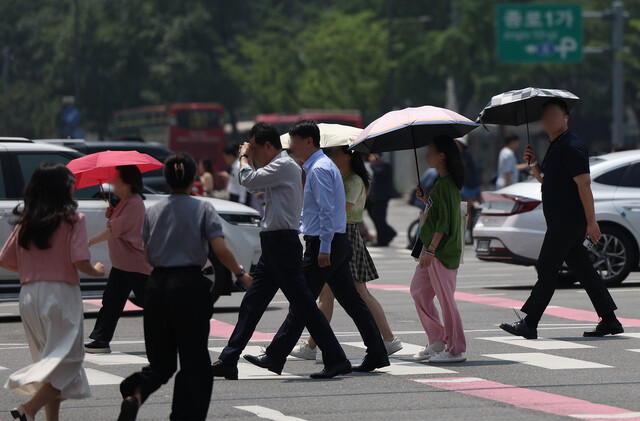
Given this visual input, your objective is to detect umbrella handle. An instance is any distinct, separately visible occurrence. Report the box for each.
[524,102,531,164]
[99,180,108,202]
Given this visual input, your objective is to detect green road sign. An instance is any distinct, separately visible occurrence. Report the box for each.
[496,3,583,63]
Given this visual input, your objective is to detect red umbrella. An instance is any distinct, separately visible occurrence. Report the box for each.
[66,150,164,189]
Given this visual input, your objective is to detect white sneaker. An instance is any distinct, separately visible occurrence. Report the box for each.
[289,340,317,360]
[429,348,466,363]
[413,341,445,361]
[384,337,403,356]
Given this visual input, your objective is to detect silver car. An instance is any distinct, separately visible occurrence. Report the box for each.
[474,150,640,286]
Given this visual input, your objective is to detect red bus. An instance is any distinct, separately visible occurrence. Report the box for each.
[112,103,226,171]
[255,110,364,134]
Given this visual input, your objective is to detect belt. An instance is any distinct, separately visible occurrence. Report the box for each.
[260,229,298,238]
[303,233,346,242]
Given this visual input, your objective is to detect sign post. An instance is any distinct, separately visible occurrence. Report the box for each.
[496,3,583,63]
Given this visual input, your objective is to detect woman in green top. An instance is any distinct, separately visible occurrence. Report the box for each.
[290,146,403,360]
[411,135,467,364]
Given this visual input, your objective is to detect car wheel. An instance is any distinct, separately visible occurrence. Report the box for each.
[588,225,635,287]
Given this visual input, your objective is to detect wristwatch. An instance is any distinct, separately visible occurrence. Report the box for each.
[239,153,249,161]
[528,160,539,168]
[235,266,246,279]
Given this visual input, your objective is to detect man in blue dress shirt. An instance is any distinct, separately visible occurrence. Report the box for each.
[244,120,389,377]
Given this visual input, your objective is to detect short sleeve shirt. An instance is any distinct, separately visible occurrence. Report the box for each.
[0,212,91,285]
[343,172,366,223]
[107,195,152,275]
[418,176,462,270]
[143,195,224,268]
[496,148,518,189]
[541,131,590,225]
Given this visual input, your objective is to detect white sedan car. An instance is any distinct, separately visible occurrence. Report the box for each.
[474,150,640,286]
[0,139,262,304]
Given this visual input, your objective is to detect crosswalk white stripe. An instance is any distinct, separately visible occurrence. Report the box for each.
[84,368,124,385]
[620,333,640,339]
[84,352,148,366]
[350,359,456,376]
[483,353,612,370]
[343,341,425,357]
[235,405,307,421]
[479,336,594,350]
[0,365,7,370]
[627,349,640,353]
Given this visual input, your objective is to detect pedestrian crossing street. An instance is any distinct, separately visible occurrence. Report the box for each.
[2,333,636,387]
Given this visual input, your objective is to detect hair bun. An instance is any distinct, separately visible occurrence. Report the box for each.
[174,162,185,180]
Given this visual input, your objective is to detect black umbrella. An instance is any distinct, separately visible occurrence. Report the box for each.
[476,87,580,156]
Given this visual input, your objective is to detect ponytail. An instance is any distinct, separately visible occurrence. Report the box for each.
[164,153,197,190]
[339,146,370,191]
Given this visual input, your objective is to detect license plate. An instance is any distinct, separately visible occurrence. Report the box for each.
[476,240,490,253]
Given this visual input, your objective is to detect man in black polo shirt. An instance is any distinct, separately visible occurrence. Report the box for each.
[500,98,623,339]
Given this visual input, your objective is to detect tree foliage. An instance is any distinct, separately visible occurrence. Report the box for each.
[0,0,638,145]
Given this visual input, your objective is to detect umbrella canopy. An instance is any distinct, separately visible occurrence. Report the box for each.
[476,87,579,126]
[280,123,363,149]
[349,106,478,154]
[67,150,164,189]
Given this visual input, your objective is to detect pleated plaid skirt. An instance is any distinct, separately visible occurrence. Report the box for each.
[347,223,379,283]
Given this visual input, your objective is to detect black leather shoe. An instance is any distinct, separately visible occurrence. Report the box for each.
[584,320,624,337]
[243,354,283,375]
[499,319,538,339]
[310,360,352,379]
[212,360,238,380]
[353,354,390,373]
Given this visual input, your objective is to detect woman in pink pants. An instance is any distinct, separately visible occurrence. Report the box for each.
[410,135,466,363]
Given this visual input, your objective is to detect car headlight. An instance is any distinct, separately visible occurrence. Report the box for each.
[219,213,261,226]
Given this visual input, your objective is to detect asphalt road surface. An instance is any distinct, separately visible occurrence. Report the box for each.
[1,199,639,420]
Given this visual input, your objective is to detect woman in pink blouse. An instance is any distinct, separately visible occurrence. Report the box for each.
[0,163,104,421]
[85,166,152,354]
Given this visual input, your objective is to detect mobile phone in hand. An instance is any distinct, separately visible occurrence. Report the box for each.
[583,235,595,250]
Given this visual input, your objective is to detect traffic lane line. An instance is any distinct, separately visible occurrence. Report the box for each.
[367,283,640,327]
[411,377,640,420]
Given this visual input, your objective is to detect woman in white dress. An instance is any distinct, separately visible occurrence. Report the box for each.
[0,163,105,421]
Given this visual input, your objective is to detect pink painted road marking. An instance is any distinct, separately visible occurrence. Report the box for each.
[368,283,640,327]
[84,299,142,312]
[412,377,640,420]
[209,319,274,342]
